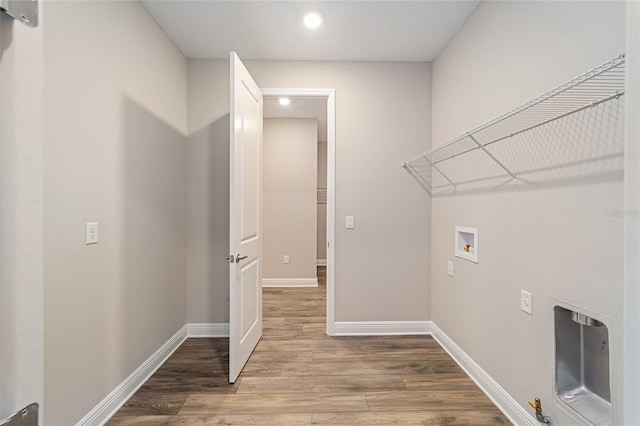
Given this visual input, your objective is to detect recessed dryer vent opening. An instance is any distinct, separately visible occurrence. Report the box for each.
[554,306,611,425]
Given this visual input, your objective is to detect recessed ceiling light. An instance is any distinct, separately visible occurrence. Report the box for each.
[303,11,323,29]
[279,98,291,106]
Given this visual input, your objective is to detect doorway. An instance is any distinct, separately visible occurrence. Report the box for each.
[261,89,336,335]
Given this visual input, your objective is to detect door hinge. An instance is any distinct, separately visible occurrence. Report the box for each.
[0,0,38,28]
[0,403,38,426]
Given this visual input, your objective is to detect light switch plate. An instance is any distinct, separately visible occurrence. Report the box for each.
[447,261,453,277]
[283,255,290,264]
[521,290,533,315]
[86,222,98,245]
[346,216,354,229]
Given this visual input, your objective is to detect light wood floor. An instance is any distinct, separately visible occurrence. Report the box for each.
[109,267,510,425]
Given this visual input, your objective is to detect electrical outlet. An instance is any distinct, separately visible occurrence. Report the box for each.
[283,255,290,264]
[521,290,533,315]
[447,261,453,277]
[86,222,98,245]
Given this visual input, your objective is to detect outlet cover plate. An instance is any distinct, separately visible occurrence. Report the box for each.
[447,261,453,277]
[521,290,533,315]
[86,222,98,245]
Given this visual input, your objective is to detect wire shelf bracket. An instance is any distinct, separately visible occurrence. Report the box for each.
[467,133,518,185]
[402,53,626,194]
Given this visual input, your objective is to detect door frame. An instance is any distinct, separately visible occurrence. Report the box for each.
[1,9,45,421]
[260,88,336,335]
[623,2,640,423]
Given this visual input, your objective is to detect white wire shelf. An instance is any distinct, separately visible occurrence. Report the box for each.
[402,53,626,194]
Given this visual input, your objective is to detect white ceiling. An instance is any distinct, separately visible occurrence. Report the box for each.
[264,97,328,141]
[141,1,480,62]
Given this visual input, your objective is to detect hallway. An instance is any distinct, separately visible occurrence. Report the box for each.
[109,268,509,424]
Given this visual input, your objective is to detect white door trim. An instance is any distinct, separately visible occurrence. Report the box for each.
[260,88,336,336]
[0,9,45,421]
[624,3,640,423]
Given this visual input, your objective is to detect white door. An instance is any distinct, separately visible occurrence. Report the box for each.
[228,52,263,383]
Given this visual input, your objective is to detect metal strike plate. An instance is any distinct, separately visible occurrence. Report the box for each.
[0,403,38,426]
[0,0,38,28]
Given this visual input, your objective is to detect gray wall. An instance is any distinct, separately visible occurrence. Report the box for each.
[318,141,328,262]
[0,5,45,421]
[430,1,625,424]
[187,60,431,323]
[263,118,318,281]
[43,2,188,424]
[187,60,230,324]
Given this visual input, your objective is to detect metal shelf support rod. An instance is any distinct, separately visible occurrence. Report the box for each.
[467,133,518,184]
[423,155,457,190]
[404,163,433,194]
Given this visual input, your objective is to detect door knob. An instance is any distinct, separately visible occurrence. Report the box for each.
[235,254,249,262]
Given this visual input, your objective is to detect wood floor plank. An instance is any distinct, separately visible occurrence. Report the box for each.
[158,354,229,366]
[365,390,497,411]
[283,315,325,325]
[402,373,480,391]
[137,376,237,394]
[106,415,175,425]
[312,348,444,362]
[302,323,331,338]
[428,358,467,374]
[329,335,441,349]
[280,360,434,376]
[263,317,286,324]
[168,340,228,358]
[311,410,511,425]
[113,392,189,416]
[254,339,327,351]
[179,392,369,414]
[261,323,305,340]
[237,375,407,393]
[254,336,441,352]
[168,414,312,425]
[236,361,283,377]
[247,349,313,363]
[263,323,304,333]
[237,376,319,393]
[151,363,228,378]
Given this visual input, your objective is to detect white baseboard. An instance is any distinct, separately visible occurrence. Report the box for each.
[316,259,327,266]
[334,320,432,336]
[76,325,188,426]
[430,323,536,426]
[187,323,230,337]
[262,278,318,288]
